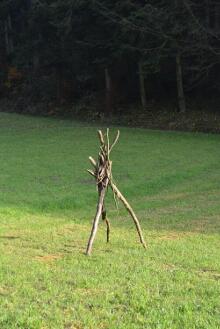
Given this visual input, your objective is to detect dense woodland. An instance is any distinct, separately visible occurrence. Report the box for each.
[0,0,220,119]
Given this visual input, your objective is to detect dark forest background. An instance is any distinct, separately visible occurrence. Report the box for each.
[0,0,220,129]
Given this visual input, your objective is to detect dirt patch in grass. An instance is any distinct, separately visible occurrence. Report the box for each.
[0,286,11,296]
[0,235,20,239]
[75,287,106,296]
[197,268,220,281]
[64,323,84,329]
[35,254,62,262]
[158,231,194,240]
[161,263,178,271]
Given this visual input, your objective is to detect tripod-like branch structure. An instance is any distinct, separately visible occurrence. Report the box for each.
[86,129,146,256]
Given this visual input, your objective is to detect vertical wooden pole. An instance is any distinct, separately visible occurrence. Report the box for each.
[86,184,107,255]
[102,203,110,243]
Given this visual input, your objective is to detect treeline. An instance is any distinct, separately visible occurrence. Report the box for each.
[0,0,220,115]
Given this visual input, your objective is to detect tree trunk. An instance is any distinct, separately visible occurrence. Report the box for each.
[4,15,14,55]
[0,31,8,87]
[104,67,113,116]
[215,3,220,31]
[138,60,147,110]
[4,20,10,55]
[33,52,40,73]
[176,52,186,113]
[205,0,210,28]
[56,65,64,103]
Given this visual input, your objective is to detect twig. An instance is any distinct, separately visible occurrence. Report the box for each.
[102,204,110,243]
[109,130,120,152]
[89,156,97,168]
[87,169,96,177]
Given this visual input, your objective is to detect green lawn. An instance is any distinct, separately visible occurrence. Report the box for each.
[0,112,219,329]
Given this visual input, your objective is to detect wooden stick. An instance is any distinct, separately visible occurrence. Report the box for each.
[109,130,120,153]
[106,128,110,159]
[105,218,110,243]
[110,182,147,249]
[87,169,96,177]
[86,186,107,255]
[89,156,97,168]
[98,130,105,145]
[102,205,110,243]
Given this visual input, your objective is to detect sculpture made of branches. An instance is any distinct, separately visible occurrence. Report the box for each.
[86,129,146,255]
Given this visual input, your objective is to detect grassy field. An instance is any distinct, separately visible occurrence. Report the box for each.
[0,112,219,329]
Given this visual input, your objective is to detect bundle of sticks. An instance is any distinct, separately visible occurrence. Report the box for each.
[86,129,146,255]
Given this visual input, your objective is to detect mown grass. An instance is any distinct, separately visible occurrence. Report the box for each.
[0,112,219,329]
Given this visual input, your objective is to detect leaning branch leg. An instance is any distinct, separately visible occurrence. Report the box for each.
[110,182,146,249]
[86,187,106,255]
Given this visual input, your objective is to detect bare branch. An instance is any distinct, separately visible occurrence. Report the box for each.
[109,130,120,153]
[87,169,96,177]
[89,156,97,168]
